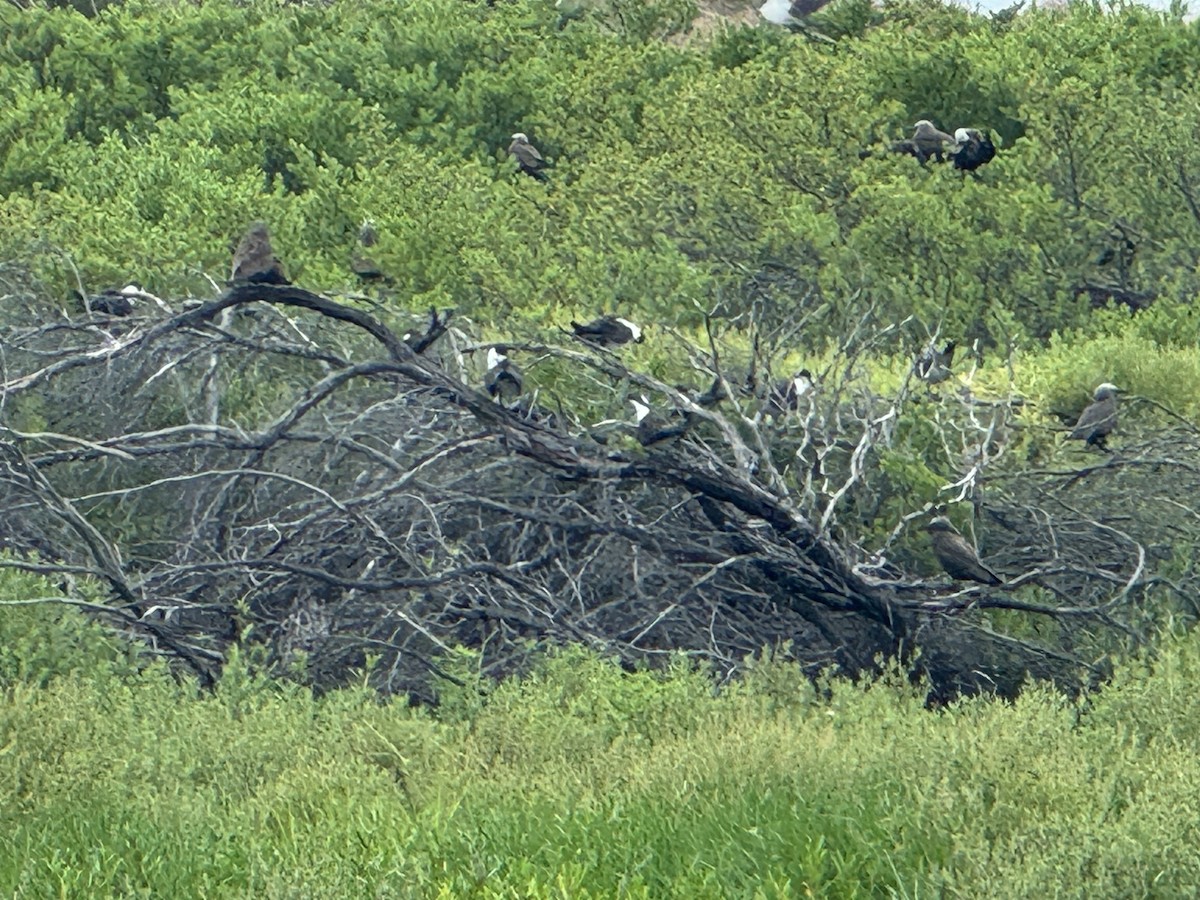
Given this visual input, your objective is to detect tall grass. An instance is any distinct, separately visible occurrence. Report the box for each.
[3,593,1200,897]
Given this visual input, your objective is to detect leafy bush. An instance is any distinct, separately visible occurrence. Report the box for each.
[0,566,141,688]
[2,0,1199,344]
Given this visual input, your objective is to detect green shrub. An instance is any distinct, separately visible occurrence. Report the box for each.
[0,565,140,688]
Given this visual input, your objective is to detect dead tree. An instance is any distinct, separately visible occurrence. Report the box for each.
[0,282,1186,701]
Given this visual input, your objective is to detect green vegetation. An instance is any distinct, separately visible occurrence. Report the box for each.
[0,0,1198,345]
[1,594,1200,897]
[7,0,1200,892]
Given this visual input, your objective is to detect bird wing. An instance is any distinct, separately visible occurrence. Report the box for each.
[937,533,1002,584]
[1070,398,1116,438]
[232,231,276,280]
[510,142,543,168]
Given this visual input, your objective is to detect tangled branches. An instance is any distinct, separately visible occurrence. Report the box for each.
[0,284,1188,701]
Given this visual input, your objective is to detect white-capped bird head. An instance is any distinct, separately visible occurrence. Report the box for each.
[615,317,642,341]
[792,370,813,398]
[1094,383,1120,400]
[954,127,971,144]
[511,132,529,143]
[487,346,507,370]
[758,0,793,24]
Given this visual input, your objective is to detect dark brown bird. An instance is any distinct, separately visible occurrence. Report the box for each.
[1068,383,1119,449]
[484,346,523,404]
[765,369,814,416]
[570,315,643,347]
[231,222,290,285]
[351,219,388,282]
[631,396,691,447]
[507,132,547,181]
[950,128,997,171]
[74,283,139,317]
[926,516,1003,585]
[916,341,956,384]
[696,376,728,409]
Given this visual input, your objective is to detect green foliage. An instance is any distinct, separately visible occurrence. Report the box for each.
[0,565,141,688]
[8,635,1200,894]
[6,11,1200,890]
[2,0,1199,345]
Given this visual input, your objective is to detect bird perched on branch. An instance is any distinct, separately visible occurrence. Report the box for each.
[507,132,547,181]
[925,516,1003,585]
[351,219,388,283]
[74,283,139,317]
[231,222,290,285]
[916,341,956,385]
[889,120,955,163]
[1068,382,1120,449]
[950,128,997,171]
[631,396,691,448]
[484,346,523,404]
[570,315,644,347]
[695,376,728,409]
[765,369,813,416]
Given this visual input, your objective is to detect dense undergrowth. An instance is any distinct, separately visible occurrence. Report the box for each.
[2,592,1200,898]
[2,0,1200,347]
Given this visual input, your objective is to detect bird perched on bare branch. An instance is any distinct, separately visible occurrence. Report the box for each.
[631,396,691,448]
[231,222,290,285]
[695,376,728,409]
[765,370,813,416]
[570,315,643,347]
[950,128,997,171]
[351,219,388,283]
[1068,383,1120,449]
[507,132,547,181]
[926,516,1003,585]
[484,346,523,404]
[74,283,139,317]
[916,341,956,384]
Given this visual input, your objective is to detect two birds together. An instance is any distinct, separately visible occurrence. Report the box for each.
[487,316,733,449]
[912,338,1120,449]
[889,120,997,171]
[915,340,956,385]
[234,220,385,287]
[484,314,644,403]
[743,368,813,417]
[75,221,286,316]
[926,382,1121,586]
[509,122,996,185]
